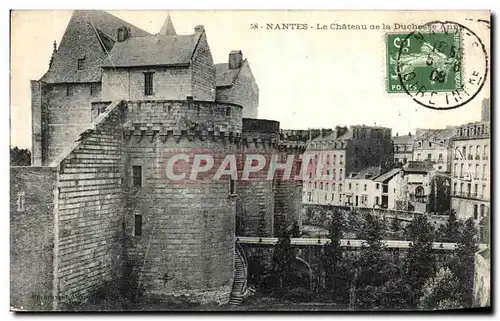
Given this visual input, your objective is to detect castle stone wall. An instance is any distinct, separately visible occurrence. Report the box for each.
[45,83,102,165]
[122,100,242,304]
[10,167,58,310]
[54,101,125,308]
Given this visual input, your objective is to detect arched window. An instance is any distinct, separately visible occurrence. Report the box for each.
[325,182,329,190]
[339,169,343,180]
[415,186,424,197]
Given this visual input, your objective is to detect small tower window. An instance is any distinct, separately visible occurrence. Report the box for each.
[134,214,142,237]
[132,165,142,187]
[77,58,85,70]
[17,191,25,212]
[144,72,154,96]
[66,84,73,96]
[90,83,101,96]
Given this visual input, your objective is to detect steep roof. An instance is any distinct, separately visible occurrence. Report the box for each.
[40,10,151,83]
[159,13,177,35]
[215,62,242,87]
[373,168,401,182]
[102,33,201,68]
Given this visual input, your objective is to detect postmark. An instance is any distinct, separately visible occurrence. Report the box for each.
[394,21,488,110]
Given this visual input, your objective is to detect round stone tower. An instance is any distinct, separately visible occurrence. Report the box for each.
[236,118,280,237]
[122,99,242,304]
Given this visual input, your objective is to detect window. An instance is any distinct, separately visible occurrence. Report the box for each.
[90,83,101,96]
[438,154,443,162]
[134,214,142,237]
[403,158,407,164]
[428,142,432,147]
[453,182,457,194]
[417,153,421,161]
[66,84,73,96]
[339,169,343,180]
[226,107,231,116]
[460,164,464,177]
[144,72,154,96]
[476,145,480,157]
[475,164,479,179]
[325,182,329,190]
[77,58,85,70]
[314,182,317,189]
[427,153,432,161]
[460,183,464,193]
[331,193,335,201]
[230,180,236,194]
[333,169,336,181]
[364,184,367,191]
[473,205,478,220]
[132,165,142,187]
[376,183,380,189]
[483,145,488,159]
[332,183,336,192]
[482,164,486,180]
[17,191,25,212]
[474,184,478,196]
[320,182,323,190]
[340,155,344,164]
[348,183,352,190]
[339,184,343,192]
[395,158,399,164]
[355,183,359,192]
[375,196,379,205]
[333,154,337,165]
[453,164,458,177]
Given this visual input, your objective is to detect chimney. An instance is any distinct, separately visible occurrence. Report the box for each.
[194,25,205,33]
[396,132,399,137]
[228,50,243,69]
[408,132,412,136]
[481,98,490,121]
[117,26,131,42]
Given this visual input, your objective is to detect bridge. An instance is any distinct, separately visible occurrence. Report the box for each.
[235,236,487,295]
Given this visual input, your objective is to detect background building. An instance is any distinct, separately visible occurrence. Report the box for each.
[393,133,414,165]
[451,120,490,221]
[412,127,456,173]
[303,125,393,206]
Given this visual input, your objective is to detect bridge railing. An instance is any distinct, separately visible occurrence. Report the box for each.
[236,236,488,251]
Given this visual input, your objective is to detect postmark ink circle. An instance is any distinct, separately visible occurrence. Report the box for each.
[396,20,488,110]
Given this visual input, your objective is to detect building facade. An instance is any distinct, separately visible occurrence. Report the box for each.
[303,125,393,206]
[412,127,456,173]
[450,120,491,221]
[392,133,415,165]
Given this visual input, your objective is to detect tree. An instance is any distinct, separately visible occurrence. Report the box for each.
[428,176,451,214]
[404,214,436,307]
[10,147,31,166]
[272,228,295,289]
[437,210,461,242]
[418,267,462,310]
[391,217,402,240]
[450,218,478,307]
[290,220,301,238]
[354,213,395,309]
[321,209,344,291]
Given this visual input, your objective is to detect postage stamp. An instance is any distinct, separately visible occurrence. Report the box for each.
[386,29,462,94]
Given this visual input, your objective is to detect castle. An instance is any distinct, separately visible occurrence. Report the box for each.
[11,10,312,310]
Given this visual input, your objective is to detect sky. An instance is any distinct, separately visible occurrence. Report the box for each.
[10,10,490,149]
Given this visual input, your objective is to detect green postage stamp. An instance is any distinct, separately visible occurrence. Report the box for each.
[386,30,462,93]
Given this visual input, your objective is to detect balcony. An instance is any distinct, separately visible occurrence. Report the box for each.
[452,191,489,201]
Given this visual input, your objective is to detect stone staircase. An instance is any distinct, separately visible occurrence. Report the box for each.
[229,242,248,305]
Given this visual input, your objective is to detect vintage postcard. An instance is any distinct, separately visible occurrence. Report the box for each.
[10,10,490,312]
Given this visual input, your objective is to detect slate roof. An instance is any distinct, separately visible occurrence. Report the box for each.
[349,166,382,179]
[403,161,435,173]
[392,134,415,145]
[215,62,242,87]
[373,168,401,182]
[41,10,151,83]
[414,127,456,141]
[102,33,201,68]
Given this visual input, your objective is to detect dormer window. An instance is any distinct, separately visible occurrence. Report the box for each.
[77,58,85,70]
